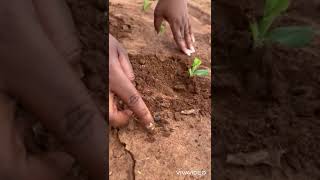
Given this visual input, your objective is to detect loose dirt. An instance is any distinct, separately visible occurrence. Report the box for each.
[214,0,320,179]
[109,0,211,179]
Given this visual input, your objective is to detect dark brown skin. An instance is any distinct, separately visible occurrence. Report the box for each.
[154,0,195,56]
[0,1,105,180]
[109,34,155,131]
[32,0,82,64]
[0,95,75,179]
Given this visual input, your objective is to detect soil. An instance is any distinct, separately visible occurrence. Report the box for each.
[109,0,211,179]
[214,0,320,179]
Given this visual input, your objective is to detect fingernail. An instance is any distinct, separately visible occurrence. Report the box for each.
[190,46,195,53]
[145,122,156,134]
[184,49,192,56]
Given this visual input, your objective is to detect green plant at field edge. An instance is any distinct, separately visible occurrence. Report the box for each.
[249,0,315,48]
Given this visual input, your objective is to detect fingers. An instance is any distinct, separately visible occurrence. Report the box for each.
[154,9,164,33]
[109,92,132,128]
[170,20,193,56]
[189,23,195,43]
[109,109,133,128]
[110,70,154,128]
[184,19,194,52]
[1,2,106,179]
[117,47,135,81]
[32,0,82,64]
[169,16,196,56]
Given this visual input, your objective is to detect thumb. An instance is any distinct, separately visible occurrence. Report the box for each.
[109,110,133,128]
[154,12,164,33]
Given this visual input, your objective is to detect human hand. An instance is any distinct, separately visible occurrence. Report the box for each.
[109,34,155,132]
[0,1,105,179]
[154,0,195,56]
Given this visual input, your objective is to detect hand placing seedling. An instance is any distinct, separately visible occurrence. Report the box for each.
[109,34,155,132]
[250,0,315,48]
[188,57,209,77]
[154,0,195,56]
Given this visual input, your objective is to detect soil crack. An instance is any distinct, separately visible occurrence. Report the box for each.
[116,129,136,180]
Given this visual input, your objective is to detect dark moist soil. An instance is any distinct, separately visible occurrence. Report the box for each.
[15,0,107,179]
[214,0,320,179]
[109,0,211,179]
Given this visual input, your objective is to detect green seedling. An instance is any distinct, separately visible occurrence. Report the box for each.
[250,0,315,48]
[159,22,166,34]
[188,57,209,77]
[142,0,152,12]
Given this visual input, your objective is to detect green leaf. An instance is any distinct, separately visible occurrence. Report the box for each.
[260,0,290,36]
[250,22,260,44]
[143,0,151,11]
[266,26,314,47]
[264,0,289,17]
[264,0,279,16]
[191,57,202,72]
[259,15,276,37]
[159,23,166,34]
[193,69,209,76]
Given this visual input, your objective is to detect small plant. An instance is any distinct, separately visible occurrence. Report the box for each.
[188,57,209,77]
[142,0,152,12]
[250,0,315,48]
[159,22,166,34]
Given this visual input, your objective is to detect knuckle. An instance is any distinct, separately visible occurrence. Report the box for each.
[69,49,82,64]
[62,102,95,144]
[172,17,181,25]
[129,73,135,81]
[127,93,140,107]
[176,35,184,42]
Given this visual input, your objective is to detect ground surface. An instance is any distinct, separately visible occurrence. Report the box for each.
[214,0,320,179]
[109,0,211,179]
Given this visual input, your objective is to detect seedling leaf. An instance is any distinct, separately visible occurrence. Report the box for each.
[264,0,289,17]
[266,26,314,47]
[260,0,289,36]
[250,21,260,46]
[188,57,209,77]
[193,69,209,76]
[264,0,279,16]
[143,0,151,11]
[159,23,166,34]
[259,15,276,37]
[191,57,202,72]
